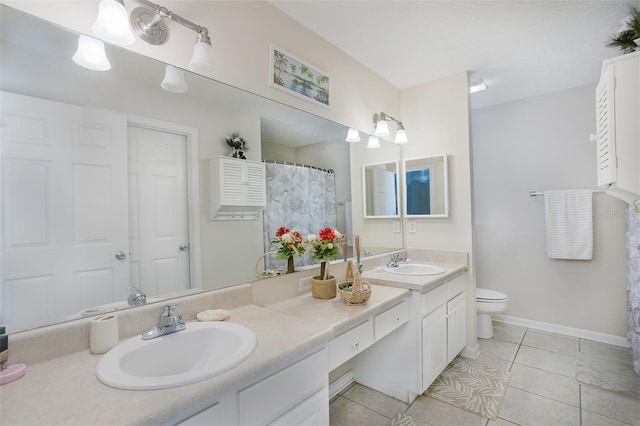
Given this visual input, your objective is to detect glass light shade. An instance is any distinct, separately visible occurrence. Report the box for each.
[374,120,390,137]
[188,40,213,74]
[469,80,487,93]
[91,0,135,46]
[367,135,381,149]
[161,65,188,93]
[72,35,111,71]
[345,128,361,142]
[393,129,408,144]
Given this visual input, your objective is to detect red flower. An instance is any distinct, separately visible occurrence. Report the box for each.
[319,227,336,241]
[275,226,290,237]
[292,231,303,242]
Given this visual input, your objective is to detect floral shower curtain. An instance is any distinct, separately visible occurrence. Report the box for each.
[627,205,640,374]
[262,163,337,271]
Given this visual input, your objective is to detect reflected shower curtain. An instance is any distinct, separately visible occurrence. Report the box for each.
[627,205,640,374]
[263,163,336,271]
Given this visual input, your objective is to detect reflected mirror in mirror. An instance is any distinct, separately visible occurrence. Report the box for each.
[362,161,400,218]
[403,154,449,217]
[0,5,402,334]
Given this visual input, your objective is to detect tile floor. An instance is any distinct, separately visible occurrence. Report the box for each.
[329,322,640,426]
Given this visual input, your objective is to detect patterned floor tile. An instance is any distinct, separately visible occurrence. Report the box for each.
[406,396,487,426]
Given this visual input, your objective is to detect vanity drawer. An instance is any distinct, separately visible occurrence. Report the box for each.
[374,300,409,340]
[238,348,327,425]
[447,274,465,299]
[328,320,374,371]
[421,284,448,315]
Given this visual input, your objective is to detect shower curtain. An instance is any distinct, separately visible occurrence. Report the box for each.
[627,205,640,374]
[263,163,337,271]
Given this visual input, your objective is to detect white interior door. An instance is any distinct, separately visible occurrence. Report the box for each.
[372,168,397,216]
[127,125,190,297]
[1,91,129,331]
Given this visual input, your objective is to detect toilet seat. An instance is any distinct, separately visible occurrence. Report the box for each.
[476,288,507,302]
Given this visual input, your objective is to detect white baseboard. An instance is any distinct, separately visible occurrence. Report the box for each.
[329,370,355,400]
[494,315,630,348]
[460,344,481,359]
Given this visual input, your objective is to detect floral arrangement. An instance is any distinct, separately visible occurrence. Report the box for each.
[271,227,305,271]
[608,7,640,54]
[305,227,344,279]
[225,132,249,159]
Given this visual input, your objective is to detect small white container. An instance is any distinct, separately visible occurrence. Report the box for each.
[90,315,119,354]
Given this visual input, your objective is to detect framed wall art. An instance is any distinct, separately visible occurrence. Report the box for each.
[269,44,330,108]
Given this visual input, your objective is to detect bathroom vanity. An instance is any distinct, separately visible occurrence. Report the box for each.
[358,261,467,403]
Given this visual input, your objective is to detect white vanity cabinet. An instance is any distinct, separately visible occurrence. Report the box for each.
[209,157,266,219]
[421,275,466,389]
[353,273,466,403]
[178,348,329,426]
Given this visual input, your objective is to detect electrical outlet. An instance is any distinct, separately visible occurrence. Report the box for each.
[409,220,417,233]
[299,276,312,292]
[393,221,401,233]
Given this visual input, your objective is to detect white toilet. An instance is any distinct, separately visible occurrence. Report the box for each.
[476,288,508,339]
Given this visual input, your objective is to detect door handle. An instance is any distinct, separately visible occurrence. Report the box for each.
[179,243,189,251]
[115,251,127,260]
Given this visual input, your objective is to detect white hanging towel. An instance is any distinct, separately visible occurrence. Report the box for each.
[544,190,593,260]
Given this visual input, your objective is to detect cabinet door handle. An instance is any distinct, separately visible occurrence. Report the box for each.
[352,342,360,350]
[393,316,401,323]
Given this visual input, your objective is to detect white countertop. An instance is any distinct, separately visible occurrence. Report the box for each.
[0,286,410,425]
[361,262,467,292]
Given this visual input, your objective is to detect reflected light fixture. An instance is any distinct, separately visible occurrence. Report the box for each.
[373,112,409,145]
[161,65,188,93]
[91,0,135,46]
[72,35,111,71]
[345,128,361,142]
[367,135,381,149]
[469,80,487,93]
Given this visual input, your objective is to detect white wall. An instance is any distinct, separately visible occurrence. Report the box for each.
[472,84,628,337]
[400,73,476,348]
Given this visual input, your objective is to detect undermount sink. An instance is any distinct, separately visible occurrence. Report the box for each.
[96,321,257,390]
[384,263,446,276]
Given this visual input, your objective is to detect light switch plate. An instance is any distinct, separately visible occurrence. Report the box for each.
[299,276,312,292]
[393,221,401,233]
[409,221,417,233]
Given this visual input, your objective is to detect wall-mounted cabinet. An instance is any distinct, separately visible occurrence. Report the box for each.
[403,154,449,218]
[209,157,266,220]
[595,52,639,206]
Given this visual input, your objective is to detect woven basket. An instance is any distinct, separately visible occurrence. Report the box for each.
[338,260,371,305]
[254,252,285,279]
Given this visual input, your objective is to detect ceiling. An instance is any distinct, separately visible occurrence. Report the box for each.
[268,0,639,109]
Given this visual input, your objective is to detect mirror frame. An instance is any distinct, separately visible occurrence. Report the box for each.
[362,161,400,219]
[402,153,449,218]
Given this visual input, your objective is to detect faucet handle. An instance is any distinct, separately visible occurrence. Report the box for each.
[160,304,177,318]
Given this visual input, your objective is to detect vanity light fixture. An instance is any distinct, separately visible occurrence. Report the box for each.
[367,135,381,149]
[161,65,188,93]
[88,0,213,71]
[469,80,487,93]
[91,0,135,46]
[345,128,361,142]
[373,112,409,145]
[72,35,112,71]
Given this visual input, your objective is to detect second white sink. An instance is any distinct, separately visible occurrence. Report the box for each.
[97,321,257,390]
[384,263,445,276]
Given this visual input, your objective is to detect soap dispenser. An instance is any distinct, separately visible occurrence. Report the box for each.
[0,326,26,385]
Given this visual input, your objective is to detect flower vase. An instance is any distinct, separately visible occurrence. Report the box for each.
[311,275,337,299]
[286,256,295,274]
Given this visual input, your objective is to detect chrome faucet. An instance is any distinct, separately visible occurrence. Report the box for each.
[142,304,186,340]
[127,286,147,306]
[386,252,407,268]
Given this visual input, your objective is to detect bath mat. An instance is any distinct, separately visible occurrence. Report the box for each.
[576,353,640,400]
[423,357,511,420]
[390,411,429,426]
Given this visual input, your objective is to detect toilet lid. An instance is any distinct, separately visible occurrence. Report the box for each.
[476,288,507,301]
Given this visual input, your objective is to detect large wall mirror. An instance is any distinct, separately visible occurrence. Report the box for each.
[0,5,401,333]
[362,161,400,218]
[402,154,449,218]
